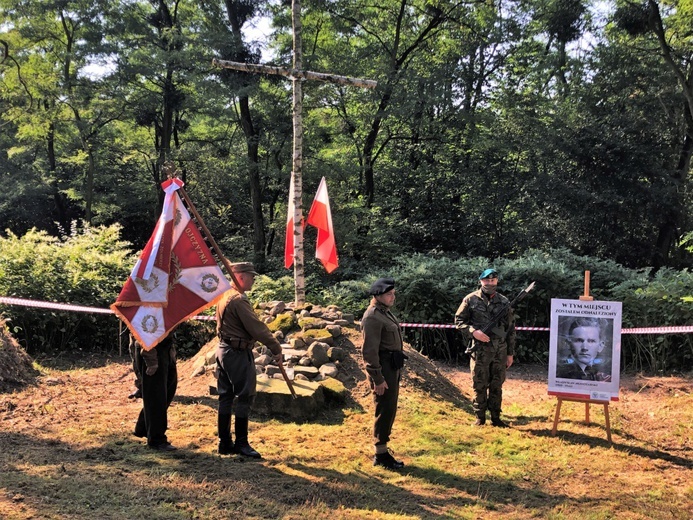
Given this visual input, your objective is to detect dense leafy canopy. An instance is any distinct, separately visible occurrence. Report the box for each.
[1,0,692,270]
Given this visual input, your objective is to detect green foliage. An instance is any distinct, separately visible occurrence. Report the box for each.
[0,221,690,373]
[0,223,134,354]
[611,268,693,371]
[249,275,296,304]
[174,319,216,359]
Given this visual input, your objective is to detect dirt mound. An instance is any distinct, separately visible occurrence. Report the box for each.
[0,320,39,393]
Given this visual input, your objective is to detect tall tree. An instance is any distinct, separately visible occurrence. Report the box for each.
[199,0,268,268]
[0,0,122,227]
[614,0,693,269]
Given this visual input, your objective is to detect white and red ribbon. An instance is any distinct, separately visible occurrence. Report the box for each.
[2,297,693,335]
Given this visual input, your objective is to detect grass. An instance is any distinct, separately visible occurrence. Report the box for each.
[0,332,692,519]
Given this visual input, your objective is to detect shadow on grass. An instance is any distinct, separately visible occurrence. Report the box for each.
[527,426,693,469]
[287,461,566,514]
[0,429,566,519]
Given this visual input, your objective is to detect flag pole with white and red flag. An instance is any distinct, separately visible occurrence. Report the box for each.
[306,177,338,273]
[111,178,231,350]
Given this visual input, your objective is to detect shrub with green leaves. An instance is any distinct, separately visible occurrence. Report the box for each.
[0,223,134,354]
[1,226,691,372]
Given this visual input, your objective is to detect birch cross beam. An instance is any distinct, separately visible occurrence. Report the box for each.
[212,59,378,90]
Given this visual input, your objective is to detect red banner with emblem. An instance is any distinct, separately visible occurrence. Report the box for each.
[110,178,231,350]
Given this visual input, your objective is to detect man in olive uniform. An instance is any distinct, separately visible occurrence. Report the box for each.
[361,277,406,470]
[133,333,178,450]
[455,269,516,427]
[215,262,283,458]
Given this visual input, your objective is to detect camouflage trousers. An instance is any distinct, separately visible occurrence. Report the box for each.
[469,341,508,416]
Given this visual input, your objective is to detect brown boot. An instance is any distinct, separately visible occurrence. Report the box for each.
[473,412,486,426]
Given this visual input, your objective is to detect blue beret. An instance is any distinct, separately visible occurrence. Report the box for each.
[479,268,498,280]
[370,277,395,296]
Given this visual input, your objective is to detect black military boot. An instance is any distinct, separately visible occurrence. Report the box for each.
[473,411,486,426]
[233,417,261,458]
[217,412,234,455]
[490,413,509,428]
[373,448,405,470]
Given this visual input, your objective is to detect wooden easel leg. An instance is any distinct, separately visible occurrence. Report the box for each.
[603,404,612,443]
[551,398,563,436]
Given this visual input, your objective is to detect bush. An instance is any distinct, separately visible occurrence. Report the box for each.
[0,223,134,354]
[1,225,691,372]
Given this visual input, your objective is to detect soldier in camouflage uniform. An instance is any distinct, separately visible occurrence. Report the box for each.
[455,269,516,427]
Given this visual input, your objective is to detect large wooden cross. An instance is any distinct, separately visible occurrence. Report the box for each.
[213,0,377,305]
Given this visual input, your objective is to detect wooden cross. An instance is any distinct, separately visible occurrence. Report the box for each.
[213,0,377,305]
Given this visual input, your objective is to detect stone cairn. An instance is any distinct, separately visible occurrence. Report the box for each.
[189,301,356,385]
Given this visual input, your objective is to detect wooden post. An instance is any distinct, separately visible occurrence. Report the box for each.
[212,1,377,305]
[579,270,593,301]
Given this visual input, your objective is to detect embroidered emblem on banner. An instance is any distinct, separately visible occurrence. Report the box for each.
[201,273,220,293]
[136,273,160,293]
[141,314,159,333]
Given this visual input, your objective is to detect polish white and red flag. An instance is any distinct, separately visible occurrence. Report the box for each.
[306,177,338,273]
[284,172,297,269]
[111,178,230,350]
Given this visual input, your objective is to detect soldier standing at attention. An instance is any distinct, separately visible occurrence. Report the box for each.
[361,277,406,470]
[215,262,283,458]
[132,333,178,451]
[455,269,516,427]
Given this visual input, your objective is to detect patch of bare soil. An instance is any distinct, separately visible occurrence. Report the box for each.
[1,325,691,519]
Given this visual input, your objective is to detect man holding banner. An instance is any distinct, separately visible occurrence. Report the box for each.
[215,262,283,459]
[112,176,231,450]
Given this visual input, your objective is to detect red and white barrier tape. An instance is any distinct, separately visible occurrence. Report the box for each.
[399,323,693,334]
[2,296,692,334]
[0,296,114,315]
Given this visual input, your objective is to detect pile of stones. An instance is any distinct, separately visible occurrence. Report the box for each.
[189,301,357,383]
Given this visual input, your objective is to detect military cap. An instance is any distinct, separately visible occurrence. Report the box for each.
[230,262,259,275]
[479,268,498,280]
[370,277,395,296]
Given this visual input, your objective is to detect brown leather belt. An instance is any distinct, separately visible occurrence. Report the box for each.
[219,337,255,351]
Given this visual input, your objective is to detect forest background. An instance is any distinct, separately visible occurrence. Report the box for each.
[1,0,692,371]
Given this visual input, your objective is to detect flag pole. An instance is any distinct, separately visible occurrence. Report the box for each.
[177,186,241,288]
[176,181,298,400]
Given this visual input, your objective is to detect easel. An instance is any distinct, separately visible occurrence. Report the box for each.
[551,396,612,443]
[550,270,613,443]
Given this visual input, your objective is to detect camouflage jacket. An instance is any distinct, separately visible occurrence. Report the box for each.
[454,289,516,355]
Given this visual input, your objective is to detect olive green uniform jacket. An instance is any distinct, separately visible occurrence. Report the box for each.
[361,300,404,386]
[215,289,282,355]
[454,289,516,355]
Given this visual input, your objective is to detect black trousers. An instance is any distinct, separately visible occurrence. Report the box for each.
[134,337,177,446]
[372,357,401,447]
[216,347,256,418]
